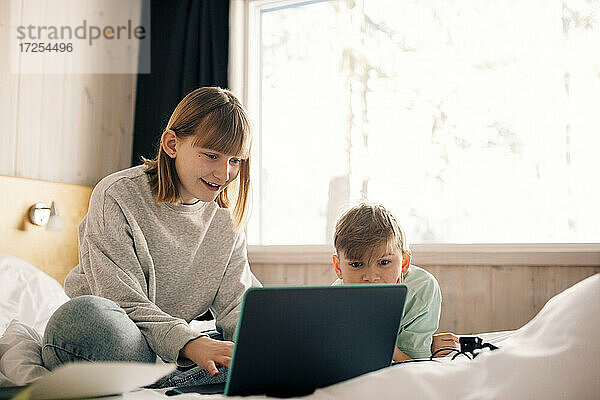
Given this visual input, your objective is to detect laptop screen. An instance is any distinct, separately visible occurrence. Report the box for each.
[225,285,407,397]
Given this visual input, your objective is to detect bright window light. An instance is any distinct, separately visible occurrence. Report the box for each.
[246,0,600,245]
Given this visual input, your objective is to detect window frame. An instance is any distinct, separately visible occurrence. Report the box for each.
[248,243,600,266]
[231,0,600,266]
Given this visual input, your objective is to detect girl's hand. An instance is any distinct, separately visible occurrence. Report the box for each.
[431,332,460,357]
[180,336,234,376]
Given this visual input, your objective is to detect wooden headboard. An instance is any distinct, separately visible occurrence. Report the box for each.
[0,175,93,285]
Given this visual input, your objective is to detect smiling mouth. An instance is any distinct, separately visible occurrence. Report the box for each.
[200,178,221,191]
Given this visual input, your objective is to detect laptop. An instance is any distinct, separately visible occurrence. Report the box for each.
[170,285,407,397]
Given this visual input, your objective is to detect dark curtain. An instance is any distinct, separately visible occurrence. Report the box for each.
[131,0,230,166]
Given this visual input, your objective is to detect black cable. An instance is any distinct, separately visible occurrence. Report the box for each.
[451,351,472,360]
[483,343,499,351]
[393,339,497,366]
[392,358,441,365]
[430,347,461,360]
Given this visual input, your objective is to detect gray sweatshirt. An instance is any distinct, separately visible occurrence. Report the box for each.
[64,165,260,364]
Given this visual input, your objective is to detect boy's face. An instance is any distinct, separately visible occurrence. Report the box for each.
[333,248,411,284]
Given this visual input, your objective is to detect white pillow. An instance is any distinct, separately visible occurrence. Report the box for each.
[0,254,69,337]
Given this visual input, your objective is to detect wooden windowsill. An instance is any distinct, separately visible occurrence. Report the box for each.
[248,243,600,266]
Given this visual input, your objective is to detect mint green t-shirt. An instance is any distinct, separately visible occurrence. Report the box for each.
[332,265,441,359]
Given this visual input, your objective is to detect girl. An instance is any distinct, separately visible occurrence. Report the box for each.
[42,87,260,388]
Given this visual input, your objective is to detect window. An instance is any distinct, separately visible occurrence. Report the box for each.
[242,0,600,246]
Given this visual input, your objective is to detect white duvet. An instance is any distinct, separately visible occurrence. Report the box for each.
[310,273,600,399]
[0,254,69,386]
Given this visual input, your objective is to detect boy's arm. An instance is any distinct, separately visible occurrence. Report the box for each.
[394,331,459,361]
[431,332,460,357]
[393,346,412,362]
[396,281,442,359]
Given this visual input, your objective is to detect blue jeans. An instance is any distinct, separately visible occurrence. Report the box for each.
[42,295,228,389]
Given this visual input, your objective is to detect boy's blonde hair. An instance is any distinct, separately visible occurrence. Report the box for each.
[334,203,409,265]
[143,87,252,229]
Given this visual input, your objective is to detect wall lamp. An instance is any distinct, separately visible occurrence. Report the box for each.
[28,202,63,231]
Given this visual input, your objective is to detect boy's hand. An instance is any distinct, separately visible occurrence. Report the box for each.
[431,332,460,357]
[180,336,234,376]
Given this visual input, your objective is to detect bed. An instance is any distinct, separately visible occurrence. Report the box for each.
[1,175,598,398]
[1,253,598,398]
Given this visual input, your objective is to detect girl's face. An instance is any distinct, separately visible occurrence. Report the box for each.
[169,134,242,204]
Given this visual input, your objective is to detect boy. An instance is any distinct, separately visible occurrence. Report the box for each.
[332,203,458,361]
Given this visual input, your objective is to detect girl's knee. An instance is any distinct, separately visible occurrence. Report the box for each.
[55,295,121,318]
[43,295,155,366]
[44,296,121,338]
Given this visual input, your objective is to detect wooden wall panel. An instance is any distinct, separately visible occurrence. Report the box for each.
[1,0,138,186]
[0,0,20,176]
[249,262,600,334]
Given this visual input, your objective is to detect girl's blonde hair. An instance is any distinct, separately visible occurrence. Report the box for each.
[143,87,252,229]
[334,203,409,265]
